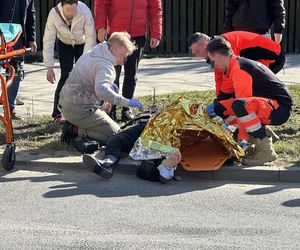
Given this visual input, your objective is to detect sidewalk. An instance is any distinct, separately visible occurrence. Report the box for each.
[17,54,300,117]
[2,54,300,182]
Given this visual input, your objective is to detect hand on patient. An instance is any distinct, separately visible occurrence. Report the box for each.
[161,151,182,168]
[129,98,143,110]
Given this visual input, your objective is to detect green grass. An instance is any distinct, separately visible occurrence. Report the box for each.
[1,85,299,164]
[0,115,66,151]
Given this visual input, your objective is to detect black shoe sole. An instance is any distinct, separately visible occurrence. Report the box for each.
[159,175,169,184]
[83,155,113,179]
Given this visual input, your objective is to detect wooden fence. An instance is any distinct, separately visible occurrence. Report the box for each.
[34,0,300,54]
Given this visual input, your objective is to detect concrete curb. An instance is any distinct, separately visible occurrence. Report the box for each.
[1,151,299,183]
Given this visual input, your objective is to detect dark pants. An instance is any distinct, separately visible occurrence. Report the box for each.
[114,36,145,111]
[269,51,286,74]
[105,122,146,159]
[52,39,84,118]
[7,37,24,111]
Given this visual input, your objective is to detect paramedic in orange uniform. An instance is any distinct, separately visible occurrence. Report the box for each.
[206,36,293,166]
[189,31,285,101]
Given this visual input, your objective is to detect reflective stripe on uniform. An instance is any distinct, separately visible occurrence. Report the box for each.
[245,123,262,132]
[239,112,257,123]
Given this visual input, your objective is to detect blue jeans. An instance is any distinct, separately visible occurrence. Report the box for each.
[7,36,25,111]
[8,60,24,111]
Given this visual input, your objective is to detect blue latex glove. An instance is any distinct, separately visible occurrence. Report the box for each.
[206,103,216,118]
[212,116,230,131]
[129,98,143,110]
[239,139,249,152]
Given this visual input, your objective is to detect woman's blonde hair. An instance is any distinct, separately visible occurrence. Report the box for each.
[108,32,136,55]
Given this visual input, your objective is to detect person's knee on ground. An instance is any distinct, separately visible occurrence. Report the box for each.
[61,121,78,145]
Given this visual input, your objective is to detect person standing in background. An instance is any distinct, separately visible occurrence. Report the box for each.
[224,0,286,44]
[43,0,96,124]
[94,0,163,121]
[0,0,37,120]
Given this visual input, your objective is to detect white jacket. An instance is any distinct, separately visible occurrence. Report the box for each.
[43,1,96,68]
[59,42,129,108]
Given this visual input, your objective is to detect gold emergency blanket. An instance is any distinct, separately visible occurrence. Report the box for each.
[129,98,244,161]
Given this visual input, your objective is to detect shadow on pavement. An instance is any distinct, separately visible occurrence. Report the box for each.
[0,166,223,199]
[282,199,300,207]
[245,183,300,208]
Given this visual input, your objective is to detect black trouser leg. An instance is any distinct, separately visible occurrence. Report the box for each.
[114,65,122,87]
[122,36,145,111]
[110,65,122,118]
[269,104,292,125]
[213,99,229,119]
[104,123,146,160]
[269,51,286,74]
[53,40,84,118]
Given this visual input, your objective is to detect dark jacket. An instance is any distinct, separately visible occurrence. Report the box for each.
[0,0,36,43]
[224,0,285,34]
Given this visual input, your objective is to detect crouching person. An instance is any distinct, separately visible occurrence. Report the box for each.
[83,121,181,183]
[206,36,293,166]
[58,32,143,145]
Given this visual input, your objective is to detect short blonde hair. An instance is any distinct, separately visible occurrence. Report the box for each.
[108,32,136,55]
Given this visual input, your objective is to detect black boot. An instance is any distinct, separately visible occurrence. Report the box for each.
[83,154,117,179]
[61,121,77,145]
[121,107,134,121]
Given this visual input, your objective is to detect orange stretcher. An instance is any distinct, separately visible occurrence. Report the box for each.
[180,136,230,171]
[0,23,31,171]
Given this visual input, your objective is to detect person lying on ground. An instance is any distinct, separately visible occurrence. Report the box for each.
[82,119,182,184]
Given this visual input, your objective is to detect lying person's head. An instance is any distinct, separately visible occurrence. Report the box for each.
[61,0,78,21]
[108,32,136,65]
[206,36,233,73]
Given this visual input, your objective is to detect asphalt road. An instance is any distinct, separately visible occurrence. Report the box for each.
[0,165,299,250]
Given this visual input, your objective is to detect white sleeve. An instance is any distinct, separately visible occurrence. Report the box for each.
[83,7,96,52]
[42,9,57,68]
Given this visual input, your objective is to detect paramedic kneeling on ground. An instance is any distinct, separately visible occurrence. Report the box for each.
[58,32,143,145]
[206,36,293,166]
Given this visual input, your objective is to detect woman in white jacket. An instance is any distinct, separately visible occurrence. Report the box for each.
[43,0,96,123]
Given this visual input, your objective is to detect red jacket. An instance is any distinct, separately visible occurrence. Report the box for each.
[215,31,282,97]
[94,0,162,40]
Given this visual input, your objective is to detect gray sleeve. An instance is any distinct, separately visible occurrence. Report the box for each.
[94,65,129,107]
